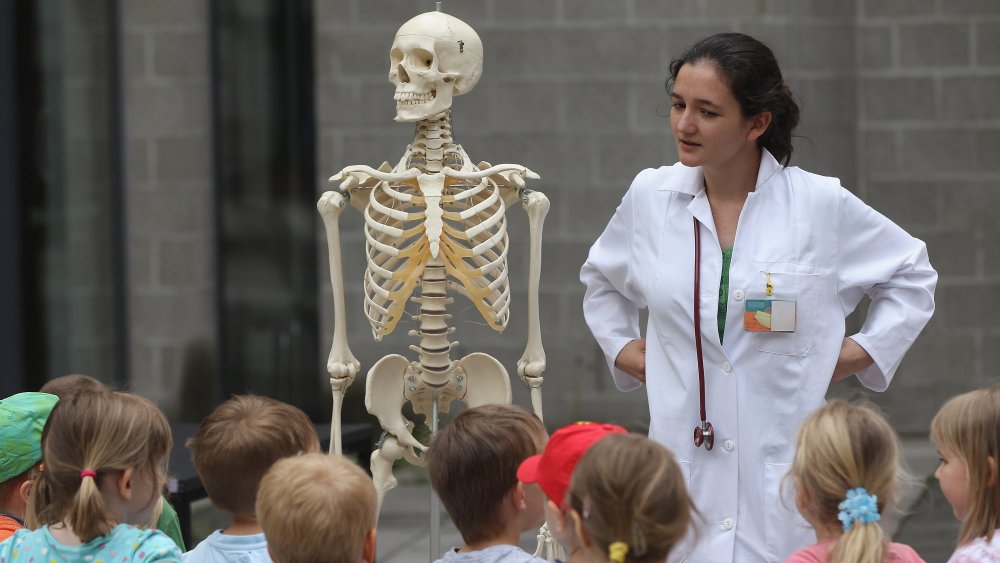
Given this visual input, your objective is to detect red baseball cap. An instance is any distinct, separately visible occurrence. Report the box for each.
[517,421,627,506]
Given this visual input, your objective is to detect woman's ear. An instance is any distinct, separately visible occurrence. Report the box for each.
[745,111,772,142]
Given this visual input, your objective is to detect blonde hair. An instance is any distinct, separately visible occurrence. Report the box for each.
[792,400,901,563]
[187,395,319,517]
[426,404,547,544]
[931,386,1000,546]
[28,389,171,542]
[566,434,693,563]
[256,452,375,563]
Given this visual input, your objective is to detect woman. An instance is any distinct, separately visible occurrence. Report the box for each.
[580,33,936,561]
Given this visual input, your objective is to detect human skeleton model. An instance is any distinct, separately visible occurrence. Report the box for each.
[317,11,549,512]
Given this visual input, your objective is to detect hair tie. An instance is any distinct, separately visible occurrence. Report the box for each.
[837,487,880,531]
[608,541,629,563]
[80,469,97,480]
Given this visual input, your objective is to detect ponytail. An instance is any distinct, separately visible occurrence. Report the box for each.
[68,470,117,542]
[830,523,888,563]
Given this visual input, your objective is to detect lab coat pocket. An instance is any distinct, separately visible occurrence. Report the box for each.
[750,263,819,357]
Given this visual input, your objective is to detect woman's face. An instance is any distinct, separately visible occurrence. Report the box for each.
[669,61,761,170]
[934,445,970,520]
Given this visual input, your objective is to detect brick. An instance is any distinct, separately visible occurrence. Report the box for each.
[632,80,672,132]
[127,188,213,236]
[976,129,1000,172]
[460,132,595,186]
[126,139,150,183]
[493,0,556,22]
[940,181,1000,227]
[765,0,854,18]
[858,25,892,69]
[900,23,970,68]
[977,22,1000,65]
[65,83,110,138]
[861,0,934,17]
[565,81,631,132]
[125,83,210,135]
[159,239,213,287]
[66,139,111,186]
[900,129,976,174]
[923,229,977,276]
[941,77,1000,120]
[123,32,148,81]
[555,27,666,78]
[130,290,215,340]
[322,29,394,78]
[792,126,857,186]
[130,240,153,286]
[937,283,1000,329]
[357,0,423,24]
[940,0,1000,15]
[123,0,208,28]
[665,25,738,64]
[596,132,674,186]
[315,0,352,24]
[862,77,936,120]
[867,181,939,227]
[537,240,595,291]
[494,83,560,132]
[561,0,628,22]
[156,138,211,181]
[796,76,856,122]
[984,335,1000,380]
[861,129,897,175]
[634,0,703,20]
[152,31,208,77]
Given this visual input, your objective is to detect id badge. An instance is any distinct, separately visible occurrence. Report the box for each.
[744,292,797,332]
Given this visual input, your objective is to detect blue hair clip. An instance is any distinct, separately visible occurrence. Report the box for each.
[837,487,880,531]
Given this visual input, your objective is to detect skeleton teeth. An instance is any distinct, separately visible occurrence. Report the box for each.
[396,91,435,105]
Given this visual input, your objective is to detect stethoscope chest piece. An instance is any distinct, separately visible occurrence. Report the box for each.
[693,420,714,450]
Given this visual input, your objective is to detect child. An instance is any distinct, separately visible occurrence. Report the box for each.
[256,452,377,563]
[0,389,181,561]
[787,400,924,563]
[537,433,694,563]
[36,373,186,550]
[182,395,319,562]
[0,392,59,541]
[425,404,549,563]
[931,386,1000,561]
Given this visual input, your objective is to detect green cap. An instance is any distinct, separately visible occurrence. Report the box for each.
[0,392,59,483]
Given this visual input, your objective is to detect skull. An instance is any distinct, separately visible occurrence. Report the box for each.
[388,12,483,122]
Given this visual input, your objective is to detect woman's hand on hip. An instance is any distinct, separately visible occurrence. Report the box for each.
[832,337,874,383]
[615,339,647,383]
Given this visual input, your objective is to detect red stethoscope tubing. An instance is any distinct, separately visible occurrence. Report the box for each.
[693,217,714,450]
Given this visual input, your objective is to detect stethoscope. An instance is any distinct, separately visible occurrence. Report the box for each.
[692,217,715,451]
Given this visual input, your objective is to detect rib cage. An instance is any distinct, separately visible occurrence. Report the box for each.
[363,161,511,339]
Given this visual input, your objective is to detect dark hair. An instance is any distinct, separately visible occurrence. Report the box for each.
[426,404,547,544]
[667,32,800,165]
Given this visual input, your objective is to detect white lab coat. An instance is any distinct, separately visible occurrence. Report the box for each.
[580,150,936,562]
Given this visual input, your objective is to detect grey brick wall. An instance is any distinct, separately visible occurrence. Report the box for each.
[122,1,216,415]
[315,0,1000,435]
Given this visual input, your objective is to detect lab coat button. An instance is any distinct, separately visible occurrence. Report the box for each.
[721,518,735,531]
[722,440,735,452]
[733,289,745,301]
[721,362,733,373]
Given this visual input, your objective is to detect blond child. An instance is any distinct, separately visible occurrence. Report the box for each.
[931,386,1000,562]
[0,389,181,561]
[0,392,59,542]
[426,404,548,563]
[182,395,319,562]
[787,400,924,563]
[527,431,693,563]
[256,452,377,563]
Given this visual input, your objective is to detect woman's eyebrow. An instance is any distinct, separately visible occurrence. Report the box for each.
[670,92,722,109]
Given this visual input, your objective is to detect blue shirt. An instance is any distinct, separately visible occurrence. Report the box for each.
[0,523,181,562]
[182,531,271,563]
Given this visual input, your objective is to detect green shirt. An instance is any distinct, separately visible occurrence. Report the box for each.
[718,248,733,343]
[156,495,185,551]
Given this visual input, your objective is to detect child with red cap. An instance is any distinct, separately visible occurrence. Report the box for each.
[518,424,695,563]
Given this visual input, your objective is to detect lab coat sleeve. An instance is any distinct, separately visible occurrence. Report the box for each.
[580,183,647,391]
[836,188,937,391]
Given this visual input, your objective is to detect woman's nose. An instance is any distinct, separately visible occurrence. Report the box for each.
[676,110,696,134]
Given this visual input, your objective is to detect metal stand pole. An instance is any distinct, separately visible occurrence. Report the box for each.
[430,390,441,560]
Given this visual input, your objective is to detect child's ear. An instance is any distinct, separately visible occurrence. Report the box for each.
[17,479,34,505]
[513,481,527,510]
[569,509,592,549]
[362,528,378,563]
[116,467,134,501]
[267,545,279,563]
[546,500,567,535]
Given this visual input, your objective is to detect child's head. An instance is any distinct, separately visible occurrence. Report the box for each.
[187,395,320,520]
[931,386,1000,545]
[791,400,901,563]
[39,374,108,397]
[256,452,377,563]
[561,434,693,563]
[517,421,628,508]
[0,392,59,518]
[30,389,172,542]
[426,404,548,545]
